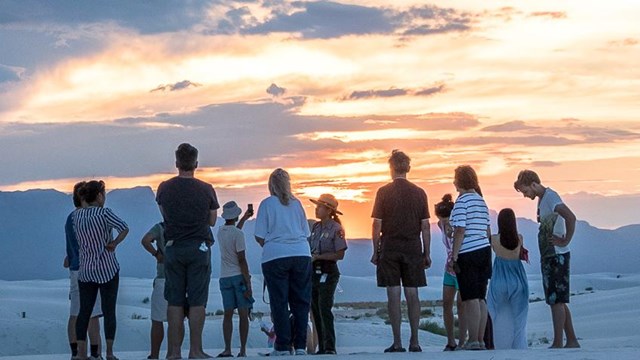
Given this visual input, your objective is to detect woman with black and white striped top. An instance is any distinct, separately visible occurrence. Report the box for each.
[450,165,491,351]
[74,180,129,360]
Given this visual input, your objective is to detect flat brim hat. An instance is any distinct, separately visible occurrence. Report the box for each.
[310,194,343,215]
[221,201,242,220]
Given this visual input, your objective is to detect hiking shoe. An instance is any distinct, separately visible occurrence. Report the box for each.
[294,349,306,355]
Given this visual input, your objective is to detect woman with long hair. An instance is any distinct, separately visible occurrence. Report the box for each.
[254,169,313,356]
[308,194,347,355]
[487,208,529,349]
[74,180,129,360]
[450,165,492,350]
[435,194,466,351]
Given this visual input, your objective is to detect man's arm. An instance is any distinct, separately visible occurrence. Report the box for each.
[209,209,218,227]
[370,219,382,265]
[421,219,431,268]
[141,231,163,262]
[237,208,254,230]
[552,203,576,247]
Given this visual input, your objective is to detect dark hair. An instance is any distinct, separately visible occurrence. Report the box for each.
[79,180,105,204]
[514,169,541,191]
[175,143,198,171]
[388,149,410,173]
[72,181,86,207]
[454,165,480,192]
[434,194,454,218]
[497,208,519,251]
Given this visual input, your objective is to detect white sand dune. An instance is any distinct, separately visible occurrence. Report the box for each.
[1,273,639,359]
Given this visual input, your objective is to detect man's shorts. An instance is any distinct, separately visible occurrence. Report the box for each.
[443,272,459,290]
[219,274,255,311]
[69,270,102,317]
[541,252,571,305]
[376,251,427,288]
[164,241,211,307]
[151,278,168,322]
[456,246,492,301]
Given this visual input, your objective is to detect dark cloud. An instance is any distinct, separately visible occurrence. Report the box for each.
[266,83,286,97]
[482,120,537,132]
[415,84,445,96]
[150,80,201,92]
[223,1,472,39]
[345,84,445,100]
[348,88,407,100]
[529,11,567,19]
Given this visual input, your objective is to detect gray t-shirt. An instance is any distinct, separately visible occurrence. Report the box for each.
[537,188,569,254]
[147,223,166,279]
[217,225,246,278]
[156,176,219,245]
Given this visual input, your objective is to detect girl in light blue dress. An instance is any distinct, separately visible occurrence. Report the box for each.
[487,208,529,349]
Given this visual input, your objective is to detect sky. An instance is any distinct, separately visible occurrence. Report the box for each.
[1,0,639,238]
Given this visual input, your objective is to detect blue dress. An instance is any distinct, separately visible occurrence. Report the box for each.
[487,254,529,349]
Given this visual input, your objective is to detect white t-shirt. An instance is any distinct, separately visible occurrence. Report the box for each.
[450,192,491,254]
[538,188,570,254]
[254,196,311,263]
[217,225,246,278]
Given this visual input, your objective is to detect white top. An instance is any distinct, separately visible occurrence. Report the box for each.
[538,188,570,254]
[450,192,491,254]
[217,225,246,278]
[254,196,311,263]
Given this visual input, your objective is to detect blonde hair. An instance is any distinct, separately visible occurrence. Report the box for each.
[269,168,294,206]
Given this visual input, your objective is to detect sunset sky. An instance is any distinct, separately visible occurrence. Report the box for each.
[1,0,639,238]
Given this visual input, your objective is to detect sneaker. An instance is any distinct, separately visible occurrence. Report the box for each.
[294,349,306,355]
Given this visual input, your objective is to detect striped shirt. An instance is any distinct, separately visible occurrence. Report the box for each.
[450,192,490,254]
[74,206,128,283]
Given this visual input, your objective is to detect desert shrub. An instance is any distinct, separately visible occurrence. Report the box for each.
[419,320,447,336]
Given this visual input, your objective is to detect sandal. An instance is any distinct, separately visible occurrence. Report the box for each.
[443,344,457,351]
[408,345,422,352]
[383,345,407,353]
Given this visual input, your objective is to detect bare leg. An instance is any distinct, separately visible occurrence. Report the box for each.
[442,286,456,347]
[105,340,114,359]
[550,303,566,348]
[386,286,402,348]
[463,299,480,344]
[478,300,488,344]
[456,293,466,347]
[220,310,234,356]
[77,341,87,359]
[167,305,185,359]
[238,308,250,356]
[150,320,165,359]
[88,317,102,356]
[563,304,580,348]
[404,287,421,348]
[187,305,211,359]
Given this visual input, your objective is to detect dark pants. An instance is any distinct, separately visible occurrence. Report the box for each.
[77,273,119,341]
[311,268,340,353]
[262,256,312,352]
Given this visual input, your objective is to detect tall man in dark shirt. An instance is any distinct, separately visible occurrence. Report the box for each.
[371,150,431,353]
[156,143,220,359]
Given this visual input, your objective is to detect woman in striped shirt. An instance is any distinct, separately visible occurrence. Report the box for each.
[74,180,129,360]
[450,166,491,351]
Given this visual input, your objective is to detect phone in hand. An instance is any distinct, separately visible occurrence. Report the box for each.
[248,203,253,212]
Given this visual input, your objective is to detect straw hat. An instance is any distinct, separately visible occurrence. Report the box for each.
[221,201,242,220]
[310,194,343,215]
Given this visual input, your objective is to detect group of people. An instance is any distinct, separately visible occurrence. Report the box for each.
[63,143,580,359]
[370,151,580,352]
